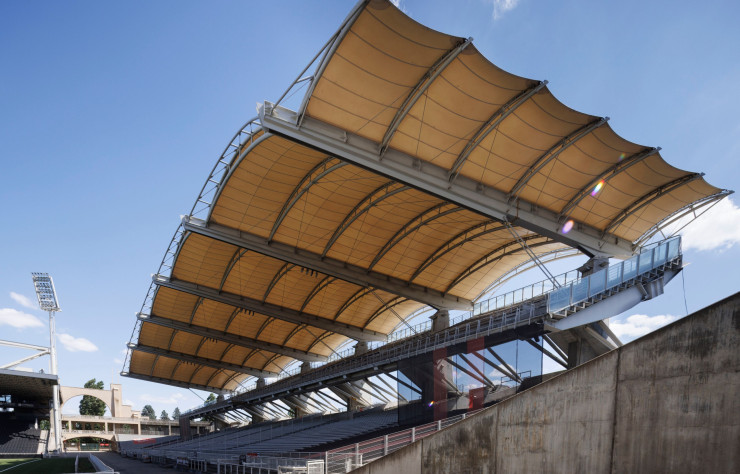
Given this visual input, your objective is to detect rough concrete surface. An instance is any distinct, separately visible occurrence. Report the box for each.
[353,292,740,474]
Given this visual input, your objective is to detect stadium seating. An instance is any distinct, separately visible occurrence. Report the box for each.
[138,407,398,460]
[0,418,43,455]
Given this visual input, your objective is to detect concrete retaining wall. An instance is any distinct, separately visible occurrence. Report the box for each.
[354,292,740,474]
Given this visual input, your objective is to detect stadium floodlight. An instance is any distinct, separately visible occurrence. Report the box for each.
[31,272,62,454]
[32,272,61,312]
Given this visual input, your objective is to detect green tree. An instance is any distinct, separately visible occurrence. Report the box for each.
[172,407,181,420]
[206,393,216,403]
[141,404,156,419]
[160,410,169,420]
[79,379,106,416]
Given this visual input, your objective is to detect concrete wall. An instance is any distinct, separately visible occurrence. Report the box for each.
[354,292,740,474]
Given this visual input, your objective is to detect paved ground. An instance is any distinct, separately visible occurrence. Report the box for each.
[84,452,175,473]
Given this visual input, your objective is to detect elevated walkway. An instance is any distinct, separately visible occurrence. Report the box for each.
[186,237,682,420]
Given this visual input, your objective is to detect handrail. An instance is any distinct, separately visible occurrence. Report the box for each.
[184,237,681,416]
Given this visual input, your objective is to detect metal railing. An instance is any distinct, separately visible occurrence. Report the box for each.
[548,236,681,314]
[185,237,681,417]
[325,409,484,473]
[125,408,488,474]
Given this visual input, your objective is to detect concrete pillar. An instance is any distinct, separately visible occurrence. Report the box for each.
[578,256,609,276]
[430,309,450,332]
[354,341,369,356]
[329,383,371,411]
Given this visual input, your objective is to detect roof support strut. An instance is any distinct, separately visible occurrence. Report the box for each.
[182,216,472,310]
[508,117,609,199]
[448,80,548,182]
[604,173,704,235]
[260,103,633,257]
[152,274,386,342]
[137,313,327,362]
[121,371,229,395]
[128,343,276,378]
[380,37,473,155]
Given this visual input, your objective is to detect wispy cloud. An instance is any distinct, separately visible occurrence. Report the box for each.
[0,308,44,329]
[675,197,740,252]
[491,0,522,20]
[140,392,186,405]
[57,333,98,352]
[113,358,123,365]
[609,314,679,342]
[10,292,37,310]
[390,0,407,14]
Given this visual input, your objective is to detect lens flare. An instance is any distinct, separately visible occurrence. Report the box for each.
[618,153,625,161]
[561,220,574,234]
[428,401,435,407]
[591,180,605,196]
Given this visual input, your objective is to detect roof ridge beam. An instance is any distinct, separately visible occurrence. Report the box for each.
[448,80,548,182]
[137,312,327,362]
[182,216,472,310]
[379,37,473,155]
[559,147,661,219]
[269,157,346,242]
[444,236,551,293]
[152,274,387,341]
[508,116,609,199]
[121,371,230,395]
[128,343,276,378]
[604,172,704,235]
[321,181,408,258]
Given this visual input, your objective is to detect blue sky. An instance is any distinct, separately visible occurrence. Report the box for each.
[1,0,738,416]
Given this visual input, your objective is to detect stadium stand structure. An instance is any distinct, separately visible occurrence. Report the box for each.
[0,369,57,457]
[119,0,733,472]
[0,421,45,456]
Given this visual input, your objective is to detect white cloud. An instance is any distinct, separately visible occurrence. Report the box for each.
[676,197,740,251]
[57,333,98,352]
[140,392,186,405]
[123,399,134,406]
[390,0,407,13]
[609,314,679,342]
[113,358,123,365]
[0,308,44,329]
[10,292,37,310]
[491,0,521,20]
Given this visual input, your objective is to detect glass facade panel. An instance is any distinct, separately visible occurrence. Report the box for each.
[589,269,606,297]
[548,287,571,313]
[572,279,589,304]
[607,263,622,289]
[623,256,638,280]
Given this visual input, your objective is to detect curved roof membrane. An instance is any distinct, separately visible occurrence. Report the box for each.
[123,0,730,393]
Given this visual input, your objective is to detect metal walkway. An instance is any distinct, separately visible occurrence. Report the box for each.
[185,237,682,419]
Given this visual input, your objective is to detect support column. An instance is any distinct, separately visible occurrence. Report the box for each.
[578,256,609,276]
[430,309,449,332]
[247,378,268,423]
[292,363,314,418]
[329,383,371,411]
[354,341,369,356]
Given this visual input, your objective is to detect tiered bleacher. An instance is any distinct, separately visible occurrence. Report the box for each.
[123,407,398,462]
[0,418,45,455]
[116,433,179,452]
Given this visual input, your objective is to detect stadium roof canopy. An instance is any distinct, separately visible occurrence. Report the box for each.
[0,368,57,402]
[123,0,731,393]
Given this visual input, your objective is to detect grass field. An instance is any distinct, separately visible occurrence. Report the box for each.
[0,457,96,473]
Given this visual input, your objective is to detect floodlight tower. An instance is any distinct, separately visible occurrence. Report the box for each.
[31,273,63,453]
